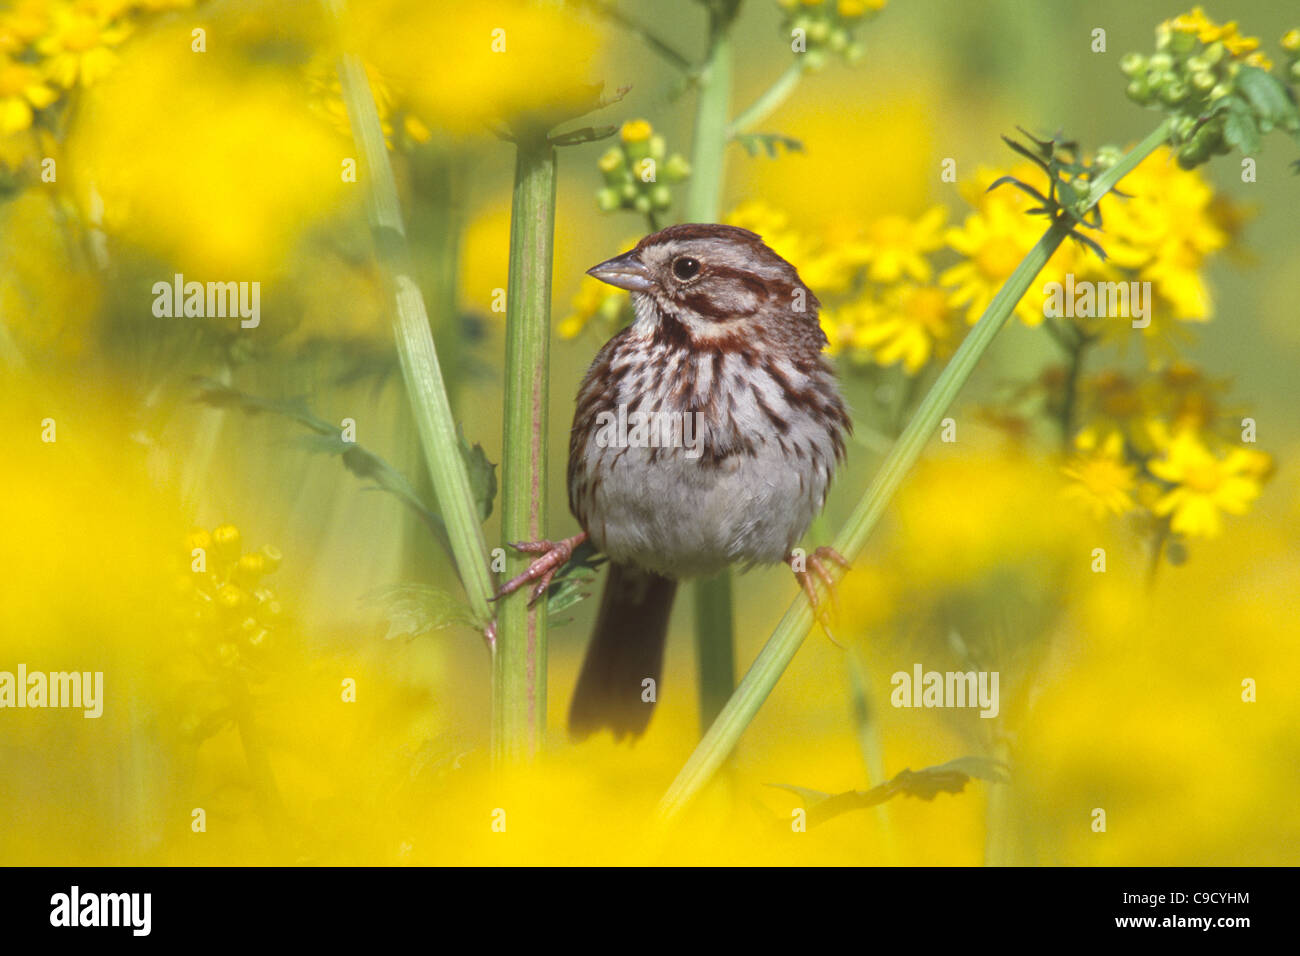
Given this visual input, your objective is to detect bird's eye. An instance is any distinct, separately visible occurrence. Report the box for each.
[672,256,700,281]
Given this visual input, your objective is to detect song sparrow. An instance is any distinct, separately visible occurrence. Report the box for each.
[497,223,851,740]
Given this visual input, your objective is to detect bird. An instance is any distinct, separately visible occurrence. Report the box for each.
[496,223,851,740]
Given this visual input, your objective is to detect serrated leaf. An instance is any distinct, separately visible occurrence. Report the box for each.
[364,583,482,638]
[1224,99,1261,155]
[769,755,1009,828]
[1235,66,1300,133]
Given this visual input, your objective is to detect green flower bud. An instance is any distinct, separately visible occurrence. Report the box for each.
[1176,139,1209,169]
[1168,30,1197,55]
[663,154,691,182]
[828,28,848,53]
[1149,52,1174,72]
[805,49,828,71]
[1202,41,1226,66]
[619,182,637,201]
[1120,52,1146,77]
[1094,144,1123,168]
[650,184,672,209]
[808,21,830,45]
[1291,60,1300,82]
[1191,70,1216,92]
[1126,78,1153,104]
[633,194,651,215]
[1160,80,1189,105]
[1185,55,1208,73]
[649,135,666,162]
[1208,81,1232,102]
[596,187,620,212]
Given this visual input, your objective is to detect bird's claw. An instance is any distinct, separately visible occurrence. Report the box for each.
[789,547,851,646]
[493,532,588,607]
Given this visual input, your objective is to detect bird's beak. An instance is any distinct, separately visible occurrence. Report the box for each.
[586,250,654,292]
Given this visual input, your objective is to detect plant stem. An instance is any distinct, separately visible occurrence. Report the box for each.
[693,572,736,729]
[728,60,805,138]
[330,19,494,627]
[1059,327,1090,452]
[683,0,740,733]
[658,119,1174,821]
[494,132,558,765]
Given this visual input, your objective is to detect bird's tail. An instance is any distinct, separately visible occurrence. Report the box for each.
[568,562,676,741]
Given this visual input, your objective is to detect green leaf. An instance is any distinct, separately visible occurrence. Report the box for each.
[457,426,497,521]
[364,583,483,638]
[1223,98,1261,155]
[1235,65,1300,133]
[769,756,1010,827]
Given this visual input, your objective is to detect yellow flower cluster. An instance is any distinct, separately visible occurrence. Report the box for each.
[944,148,1233,344]
[0,0,195,169]
[1163,6,1269,68]
[174,524,284,688]
[305,55,432,153]
[1061,364,1271,539]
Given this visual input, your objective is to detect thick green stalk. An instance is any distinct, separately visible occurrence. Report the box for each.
[332,41,494,625]
[684,0,740,732]
[494,133,558,764]
[658,120,1174,821]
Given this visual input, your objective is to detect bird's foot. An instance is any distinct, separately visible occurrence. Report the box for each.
[493,532,589,606]
[787,546,851,645]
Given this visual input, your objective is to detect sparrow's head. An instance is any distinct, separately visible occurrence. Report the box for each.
[586,223,823,347]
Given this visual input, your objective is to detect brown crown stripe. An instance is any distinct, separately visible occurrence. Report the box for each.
[636,223,762,249]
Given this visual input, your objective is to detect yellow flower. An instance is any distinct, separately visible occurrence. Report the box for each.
[1062,432,1138,520]
[37,6,131,89]
[0,0,51,55]
[852,207,946,283]
[1166,7,1261,58]
[0,54,58,133]
[1100,147,1225,321]
[941,194,1071,327]
[1282,29,1300,54]
[620,119,652,143]
[1148,428,1264,538]
[849,282,956,374]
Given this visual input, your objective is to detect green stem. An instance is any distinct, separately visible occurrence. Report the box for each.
[684,0,740,733]
[330,13,494,627]
[728,59,805,138]
[494,132,558,765]
[658,119,1174,821]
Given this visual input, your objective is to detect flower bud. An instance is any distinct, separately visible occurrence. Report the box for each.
[1125,79,1153,104]
[1208,82,1232,102]
[1202,41,1226,66]
[1120,52,1146,77]
[663,154,691,182]
[1191,70,1216,92]
[1160,80,1189,105]
[596,187,620,212]
[650,184,672,209]
[1148,52,1174,72]
[1291,60,1300,82]
[211,524,241,560]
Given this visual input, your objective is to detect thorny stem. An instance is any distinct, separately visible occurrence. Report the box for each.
[658,119,1176,822]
